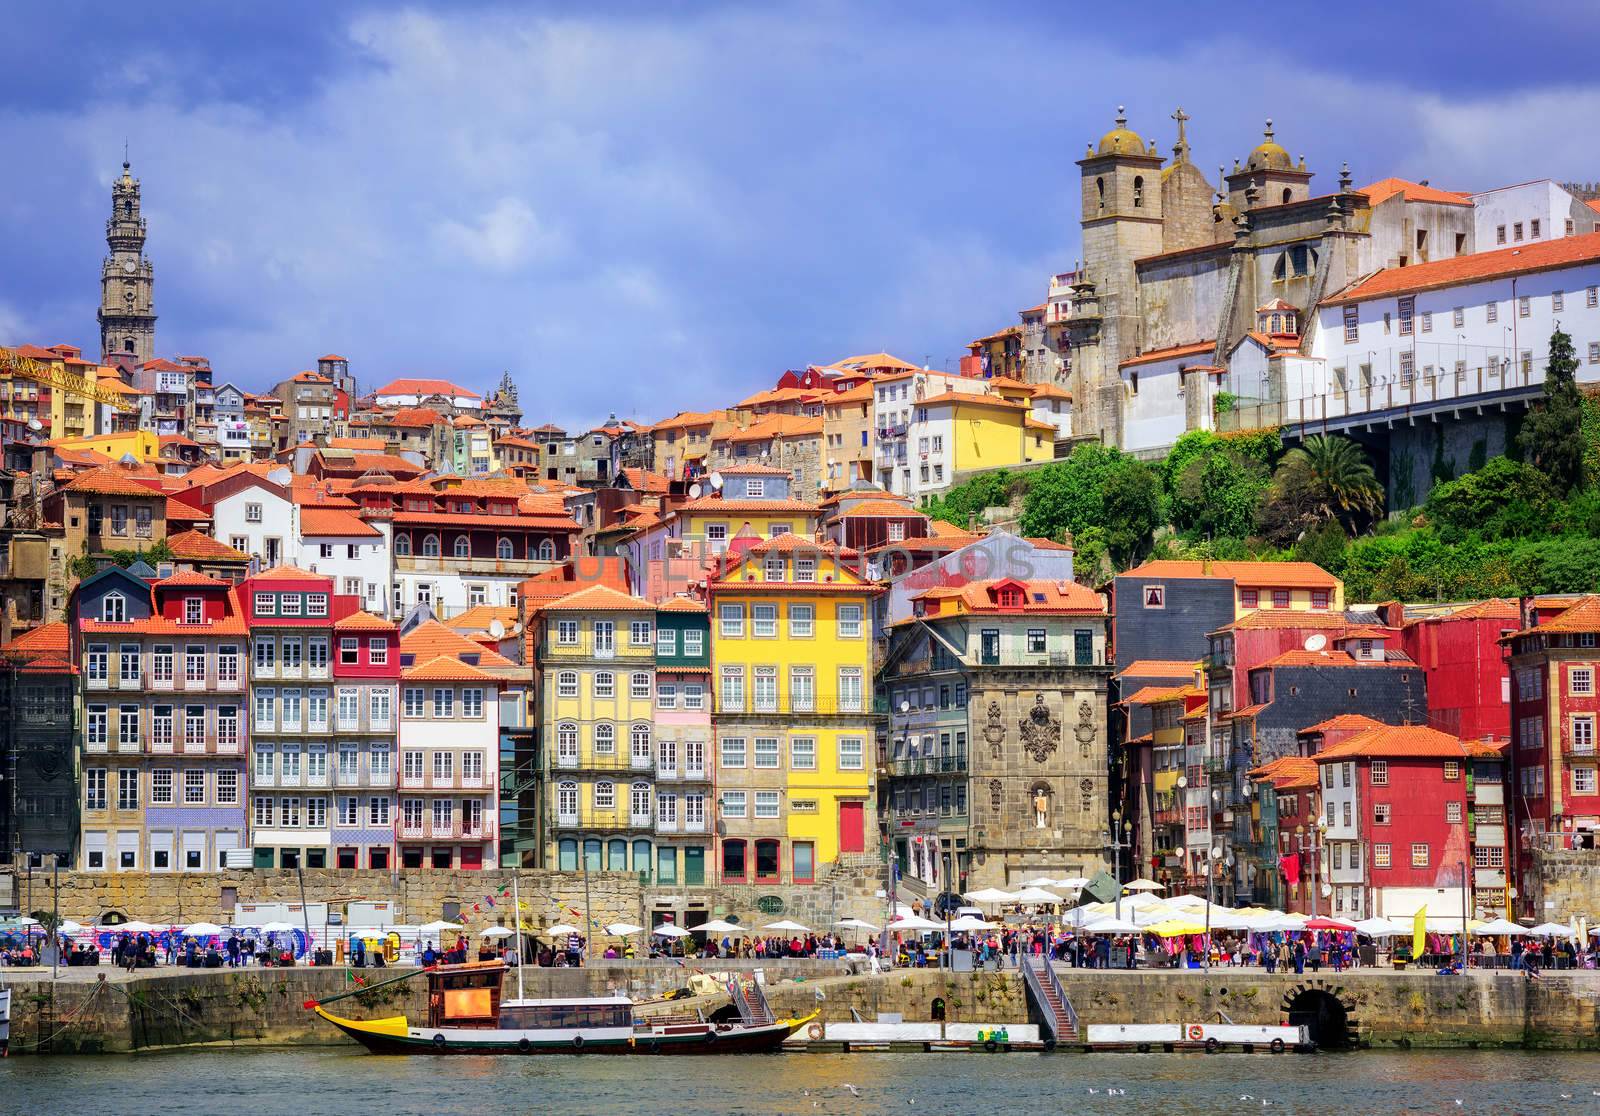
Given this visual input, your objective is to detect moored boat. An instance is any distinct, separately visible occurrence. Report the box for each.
[1,986,11,1056]
[307,959,814,1055]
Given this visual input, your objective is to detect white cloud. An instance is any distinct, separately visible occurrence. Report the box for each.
[431,198,561,272]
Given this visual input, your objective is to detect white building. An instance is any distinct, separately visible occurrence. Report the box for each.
[1470,180,1600,252]
[1117,340,1218,455]
[872,369,986,497]
[212,470,296,568]
[297,507,394,617]
[373,378,483,412]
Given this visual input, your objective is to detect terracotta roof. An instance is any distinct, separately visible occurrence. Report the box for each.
[444,605,520,633]
[677,496,819,514]
[1219,610,1354,633]
[716,463,791,477]
[327,437,388,451]
[401,619,517,670]
[827,382,875,404]
[165,498,209,522]
[722,414,823,442]
[656,596,707,612]
[299,507,381,537]
[915,578,1103,616]
[1335,625,1396,640]
[333,610,395,631]
[1327,230,1600,306]
[1300,713,1389,735]
[384,407,447,429]
[1251,755,1320,790]
[403,654,495,682]
[1114,659,1199,680]
[621,468,671,494]
[1256,649,1406,669]
[822,352,920,373]
[375,378,481,399]
[18,656,76,675]
[1028,382,1073,401]
[391,511,579,530]
[1121,684,1198,706]
[1506,594,1600,638]
[737,385,828,408]
[154,570,228,588]
[62,465,164,497]
[648,409,724,433]
[1410,598,1520,623]
[1121,559,1339,589]
[837,499,929,518]
[1358,177,1473,208]
[916,391,1029,410]
[250,564,323,582]
[2,621,69,660]
[1316,723,1489,761]
[166,530,249,563]
[1118,340,1217,368]
[535,584,650,612]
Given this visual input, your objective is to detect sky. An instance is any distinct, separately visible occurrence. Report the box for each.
[4,1,1600,430]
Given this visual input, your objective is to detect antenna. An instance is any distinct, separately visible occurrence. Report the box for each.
[1303,633,1326,652]
[488,618,506,639]
[709,471,723,490]
[689,482,702,498]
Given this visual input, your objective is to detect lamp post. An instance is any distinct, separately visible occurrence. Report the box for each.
[1459,858,1470,971]
[1294,822,1325,918]
[1104,810,1132,920]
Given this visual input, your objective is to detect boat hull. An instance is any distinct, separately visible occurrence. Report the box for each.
[312,1004,814,1056]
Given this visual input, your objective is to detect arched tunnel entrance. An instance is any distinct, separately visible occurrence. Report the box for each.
[1286,989,1351,1049]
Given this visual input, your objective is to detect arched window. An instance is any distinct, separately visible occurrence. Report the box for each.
[558,837,578,870]
[394,532,412,556]
[607,838,628,871]
[1282,187,1293,205]
[556,783,578,826]
[102,592,127,623]
[631,724,652,765]
[584,838,602,871]
[594,780,615,810]
[537,538,555,561]
[123,200,133,218]
[124,338,136,354]
[1273,253,1288,282]
[594,723,615,753]
[1133,175,1144,208]
[556,721,578,763]
[632,837,653,874]
[1096,176,1105,212]
[497,537,514,560]
[422,534,440,557]
[631,783,651,822]
[453,534,470,558]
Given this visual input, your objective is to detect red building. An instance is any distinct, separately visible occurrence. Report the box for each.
[1390,599,1518,742]
[1505,595,1600,918]
[329,609,401,869]
[1314,724,1505,924]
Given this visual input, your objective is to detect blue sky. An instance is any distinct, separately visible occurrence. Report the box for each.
[4,1,1599,429]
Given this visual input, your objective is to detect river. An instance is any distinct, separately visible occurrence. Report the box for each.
[5,1049,1600,1115]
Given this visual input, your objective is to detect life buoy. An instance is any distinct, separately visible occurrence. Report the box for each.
[432,1033,446,1049]
[1187,1024,1204,1042]
[518,1037,530,1053]
[983,1039,998,1053]
[705,1028,719,1043]
[1204,1037,1220,1054]
[806,1022,824,1040]
[1042,1038,1057,1052]
[1270,1038,1285,1054]
[572,1034,584,1051]
[1136,1042,1151,1054]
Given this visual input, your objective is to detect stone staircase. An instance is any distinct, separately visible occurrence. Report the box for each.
[1022,956,1078,1044]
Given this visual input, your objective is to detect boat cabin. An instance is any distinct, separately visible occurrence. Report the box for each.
[499,997,634,1030]
[426,960,506,1029]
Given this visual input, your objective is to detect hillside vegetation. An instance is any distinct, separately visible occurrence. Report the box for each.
[923,329,1600,601]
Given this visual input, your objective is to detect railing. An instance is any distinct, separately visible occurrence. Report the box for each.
[553,753,658,772]
[1021,956,1076,1043]
[399,773,489,790]
[887,753,969,776]
[397,820,495,841]
[1203,756,1229,774]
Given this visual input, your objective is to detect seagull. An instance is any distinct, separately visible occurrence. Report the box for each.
[1088,1088,1099,1095]
[1560,1094,1572,1100]
[843,1085,861,1098]
[1454,1102,1464,1108]
[1241,1096,1253,1102]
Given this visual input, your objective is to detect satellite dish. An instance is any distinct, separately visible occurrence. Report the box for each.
[1304,633,1327,652]
[1176,775,1188,789]
[488,618,506,639]
[689,482,702,498]
[27,418,42,432]
[708,471,724,490]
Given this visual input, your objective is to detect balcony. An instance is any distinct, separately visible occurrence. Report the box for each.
[887,752,968,777]
[552,809,654,831]
[397,554,552,578]
[1560,738,1597,759]
[396,820,495,842]
[398,772,490,791]
[1203,755,1229,775]
[553,753,658,773]
[654,766,710,783]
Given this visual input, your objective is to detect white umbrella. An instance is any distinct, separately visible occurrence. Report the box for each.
[116,920,164,933]
[418,920,464,934]
[1080,917,1142,934]
[11,917,40,927]
[1055,877,1092,890]
[604,922,644,936]
[1352,916,1408,938]
[652,924,690,938]
[1010,886,1064,904]
[835,917,880,932]
[544,924,580,937]
[963,888,1017,904]
[1123,879,1165,892]
[1473,917,1530,936]
[886,915,945,933]
[182,922,226,937]
[1021,876,1061,889]
[257,921,298,934]
[480,926,515,939]
[945,915,997,932]
[762,920,813,933]
[698,919,747,934]
[1529,922,1577,938]
[58,920,86,934]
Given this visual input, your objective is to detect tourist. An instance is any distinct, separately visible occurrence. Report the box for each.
[1292,939,1306,975]
[352,935,367,968]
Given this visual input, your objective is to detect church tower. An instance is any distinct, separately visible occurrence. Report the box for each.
[98,158,157,363]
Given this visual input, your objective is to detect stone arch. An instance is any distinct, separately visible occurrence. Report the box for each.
[1279,980,1360,1049]
[930,997,946,1021]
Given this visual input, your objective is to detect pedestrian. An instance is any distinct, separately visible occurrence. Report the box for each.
[1293,939,1306,975]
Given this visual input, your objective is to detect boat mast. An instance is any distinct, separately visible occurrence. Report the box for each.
[512,870,524,1002]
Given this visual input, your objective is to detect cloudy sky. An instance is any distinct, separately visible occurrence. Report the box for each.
[4,1,1598,428]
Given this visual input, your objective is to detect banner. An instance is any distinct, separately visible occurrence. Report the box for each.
[1279,853,1300,884]
[1413,906,1427,959]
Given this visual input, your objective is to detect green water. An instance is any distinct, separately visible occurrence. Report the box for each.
[5,1048,1600,1114]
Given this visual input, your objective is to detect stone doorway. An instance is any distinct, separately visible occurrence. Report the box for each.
[1283,985,1355,1049]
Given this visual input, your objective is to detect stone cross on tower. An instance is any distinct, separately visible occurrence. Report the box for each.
[1171,106,1191,162]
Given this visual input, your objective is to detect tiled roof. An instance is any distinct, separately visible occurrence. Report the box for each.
[1251,755,1320,789]
[391,511,579,530]
[401,619,517,670]
[716,463,791,477]
[722,414,823,442]
[1358,177,1473,208]
[327,437,388,451]
[1121,684,1198,706]
[1118,340,1217,368]
[18,656,76,675]
[916,391,1028,410]
[384,407,447,428]
[1219,610,1354,633]
[656,596,707,612]
[299,507,381,537]
[534,584,649,612]
[154,570,229,588]
[621,468,671,494]
[1316,723,1485,761]
[737,385,828,408]
[1120,559,1339,588]
[1299,713,1387,735]
[648,409,724,433]
[165,498,209,522]
[744,535,857,558]
[445,605,519,633]
[1114,659,1199,679]
[62,465,164,497]
[250,564,323,582]
[823,352,920,373]
[1028,383,1073,400]
[677,496,819,514]
[1325,231,1600,306]
[1257,648,1407,669]
[1411,598,1520,623]
[403,654,495,682]
[915,578,1103,615]
[1507,594,1600,638]
[333,610,395,631]
[165,530,249,562]
[2,621,69,660]
[375,378,481,399]
[837,499,928,518]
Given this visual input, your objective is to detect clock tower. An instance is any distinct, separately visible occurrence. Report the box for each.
[98,158,157,363]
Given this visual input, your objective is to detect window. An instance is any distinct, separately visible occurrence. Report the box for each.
[497,537,514,560]
[245,502,263,523]
[1240,589,1258,609]
[1571,667,1594,696]
[556,671,578,699]
[683,683,705,710]
[790,736,816,771]
[720,737,746,768]
[1574,717,1596,754]
[594,723,615,753]
[120,644,140,684]
[556,619,579,645]
[1486,301,1498,323]
[1590,342,1600,366]
[754,737,780,768]
[655,628,676,656]
[280,594,302,617]
[153,645,173,683]
[1446,800,1463,824]
[720,666,745,712]
[656,683,677,709]
[838,737,864,771]
[788,604,814,638]
[152,705,173,747]
[838,667,863,712]
[85,769,107,810]
[403,687,425,717]
[1574,767,1597,795]
[1555,290,1565,312]
[433,688,455,718]
[218,646,239,683]
[1590,286,1599,309]
[1452,306,1464,328]
[683,629,703,657]
[764,555,785,582]
[184,596,203,625]
[1514,221,1524,242]
[593,621,614,654]
[790,666,814,712]
[1518,295,1530,318]
[216,770,239,805]
[1374,802,1391,825]
[432,751,453,783]
[1374,844,1392,869]
[794,557,816,583]
[752,604,778,638]
[629,672,651,700]
[422,534,440,557]
[1420,311,1432,333]
[1398,295,1414,336]
[118,769,139,811]
[1410,842,1429,868]
[630,620,652,646]
[1531,218,1541,239]
[1443,760,1460,781]
[1026,629,1046,654]
[1342,305,1358,343]
[1271,589,1290,608]
[1371,760,1388,786]
[719,604,744,638]
[754,790,781,818]
[593,671,614,699]
[185,770,206,805]
[151,769,174,804]
[368,637,388,665]
[308,638,328,671]
[837,604,863,639]
[462,688,483,718]
[594,781,615,810]
[753,666,777,712]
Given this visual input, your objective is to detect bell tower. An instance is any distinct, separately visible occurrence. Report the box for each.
[98,157,157,364]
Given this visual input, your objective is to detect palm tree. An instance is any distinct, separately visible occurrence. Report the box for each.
[1270,434,1383,535]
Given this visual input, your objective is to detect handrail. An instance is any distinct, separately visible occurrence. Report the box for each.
[1039,956,1077,1035]
[1021,955,1076,1040]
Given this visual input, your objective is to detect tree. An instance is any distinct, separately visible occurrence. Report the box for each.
[1164,432,1271,542]
[1257,434,1383,543]
[1099,460,1162,567]
[1518,328,1587,494]
[1020,444,1160,569]
[1424,456,1556,541]
[921,469,1021,530]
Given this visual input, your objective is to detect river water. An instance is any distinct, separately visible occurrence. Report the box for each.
[4,1049,1600,1114]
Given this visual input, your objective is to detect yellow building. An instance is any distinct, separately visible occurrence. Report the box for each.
[48,429,159,463]
[708,536,881,885]
[821,380,875,495]
[917,391,1052,496]
[533,585,680,880]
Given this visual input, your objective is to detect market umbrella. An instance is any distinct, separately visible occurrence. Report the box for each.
[652,924,690,938]
[1304,917,1358,932]
[418,920,464,934]
[1352,917,1408,937]
[182,922,226,937]
[603,922,644,936]
[544,924,580,937]
[10,917,40,927]
[887,915,946,933]
[58,920,86,934]
[945,915,997,932]
[1055,877,1092,890]
[762,920,813,934]
[1145,918,1209,938]
[480,926,515,939]
[1059,905,1099,927]
[1473,918,1531,936]
[1010,886,1064,904]
[835,918,880,932]
[698,919,747,935]
[1529,922,1577,938]
[1123,879,1166,892]
[1021,877,1062,889]
[118,920,165,934]
[1080,917,1142,934]
[256,921,297,934]
[963,888,1017,904]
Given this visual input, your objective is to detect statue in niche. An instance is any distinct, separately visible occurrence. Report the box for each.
[1032,785,1050,828]
[1018,693,1060,763]
[1080,778,1095,812]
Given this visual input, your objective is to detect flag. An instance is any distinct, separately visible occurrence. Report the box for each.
[1280,853,1300,884]
[1413,906,1426,960]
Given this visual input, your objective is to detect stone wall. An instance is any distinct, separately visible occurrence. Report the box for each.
[1529,847,1600,923]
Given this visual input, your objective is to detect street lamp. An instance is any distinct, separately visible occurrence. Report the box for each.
[1104,809,1132,920]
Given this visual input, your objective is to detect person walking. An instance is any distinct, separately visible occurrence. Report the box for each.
[1292,939,1306,975]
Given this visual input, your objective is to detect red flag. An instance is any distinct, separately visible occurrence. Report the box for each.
[1280,853,1300,883]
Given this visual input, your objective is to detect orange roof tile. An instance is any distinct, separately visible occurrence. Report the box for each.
[1256,649,1405,669]
[648,409,725,433]
[250,564,322,581]
[722,414,823,442]
[822,352,920,373]
[917,391,1029,410]
[677,496,819,514]
[401,619,517,670]
[1118,340,1216,368]
[717,463,791,477]
[1326,230,1600,306]
[62,465,164,497]
[375,378,481,399]
[299,507,381,537]
[165,498,210,522]
[1114,659,1200,679]
[2,621,69,660]
[403,654,495,682]
[1299,713,1387,735]
[334,610,395,631]
[1220,610,1354,633]
[165,530,249,563]
[1507,594,1600,638]
[1315,723,1483,761]
[444,605,519,633]
[837,499,929,518]
[621,468,671,494]
[327,437,388,451]
[384,407,447,429]
[1121,684,1198,706]
[656,596,707,612]
[154,570,229,588]
[534,584,649,612]
[1358,177,1473,208]
[914,578,1103,616]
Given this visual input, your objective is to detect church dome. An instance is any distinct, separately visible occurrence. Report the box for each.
[1246,119,1293,171]
[1096,107,1146,156]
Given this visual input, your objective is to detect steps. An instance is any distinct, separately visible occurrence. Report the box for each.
[1022,957,1077,1043]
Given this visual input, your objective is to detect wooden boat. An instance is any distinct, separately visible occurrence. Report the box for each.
[307,959,815,1055]
[0,986,10,1056]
